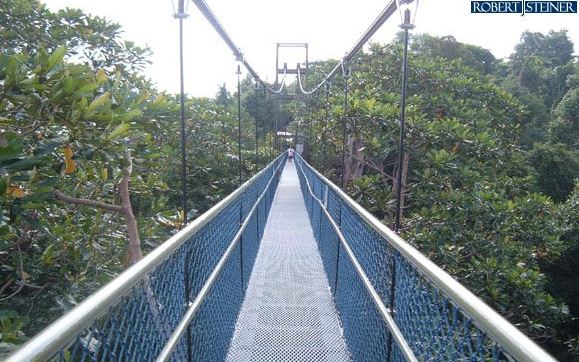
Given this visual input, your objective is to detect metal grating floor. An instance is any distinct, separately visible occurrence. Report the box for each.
[226,161,351,362]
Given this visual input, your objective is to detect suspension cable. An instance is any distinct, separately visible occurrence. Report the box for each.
[294,0,398,95]
[191,0,286,95]
[191,0,397,96]
[269,66,287,94]
[296,65,324,95]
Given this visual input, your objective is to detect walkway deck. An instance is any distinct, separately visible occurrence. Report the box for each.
[226,161,351,361]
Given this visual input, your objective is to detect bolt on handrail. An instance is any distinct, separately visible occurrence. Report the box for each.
[7,153,286,362]
[295,154,556,362]
[295,156,418,362]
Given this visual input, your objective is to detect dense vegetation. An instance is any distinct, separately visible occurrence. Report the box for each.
[0,0,279,355]
[1,0,577,360]
[293,33,578,360]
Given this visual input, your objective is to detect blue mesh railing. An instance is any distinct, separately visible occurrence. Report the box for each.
[7,154,286,362]
[294,153,556,362]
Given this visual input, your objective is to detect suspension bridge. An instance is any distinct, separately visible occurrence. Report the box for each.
[7,155,556,361]
[7,0,559,360]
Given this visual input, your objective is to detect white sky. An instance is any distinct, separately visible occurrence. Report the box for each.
[42,0,578,97]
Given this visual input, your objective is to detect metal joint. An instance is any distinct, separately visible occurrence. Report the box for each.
[341,62,351,79]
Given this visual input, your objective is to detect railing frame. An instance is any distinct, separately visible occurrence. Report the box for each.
[155,156,285,361]
[295,156,417,362]
[7,154,286,362]
[295,154,556,362]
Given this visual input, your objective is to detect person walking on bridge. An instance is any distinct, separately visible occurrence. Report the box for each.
[287,146,295,162]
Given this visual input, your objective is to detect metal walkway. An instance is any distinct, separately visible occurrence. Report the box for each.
[227,161,351,361]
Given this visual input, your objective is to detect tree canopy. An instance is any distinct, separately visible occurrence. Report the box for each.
[0,0,271,354]
[290,33,578,359]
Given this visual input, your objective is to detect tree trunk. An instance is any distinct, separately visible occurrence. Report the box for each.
[120,150,142,264]
[54,149,142,264]
[352,138,365,181]
[54,149,169,336]
[343,135,365,184]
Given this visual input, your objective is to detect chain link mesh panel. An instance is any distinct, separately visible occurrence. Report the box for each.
[295,155,511,361]
[43,156,286,362]
[393,250,505,360]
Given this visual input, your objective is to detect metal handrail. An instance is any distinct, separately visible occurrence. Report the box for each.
[7,154,286,362]
[295,157,418,362]
[155,156,286,362]
[295,154,557,362]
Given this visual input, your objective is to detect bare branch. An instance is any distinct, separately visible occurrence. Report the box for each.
[53,190,124,213]
[351,154,394,181]
[0,279,14,297]
[15,281,46,289]
[54,149,142,265]
[0,246,25,301]
[120,149,142,263]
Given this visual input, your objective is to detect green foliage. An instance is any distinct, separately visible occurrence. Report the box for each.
[411,34,497,74]
[0,46,159,346]
[550,75,579,148]
[511,30,574,70]
[529,143,579,202]
[499,30,576,148]
[540,184,579,359]
[0,0,151,79]
[295,36,578,359]
[0,1,268,354]
[0,310,25,354]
